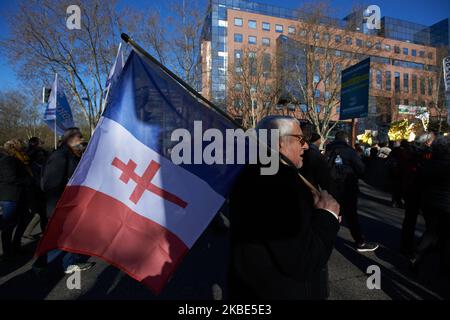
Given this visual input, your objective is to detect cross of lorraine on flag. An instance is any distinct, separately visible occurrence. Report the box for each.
[36,47,244,294]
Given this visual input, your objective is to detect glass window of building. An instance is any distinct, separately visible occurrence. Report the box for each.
[313,74,320,83]
[346,37,352,45]
[248,36,257,44]
[234,33,243,43]
[217,42,226,52]
[419,51,425,58]
[366,41,372,48]
[249,62,256,76]
[248,20,257,29]
[315,90,321,98]
[384,44,391,51]
[235,50,242,60]
[428,52,433,60]
[262,37,270,46]
[314,32,320,40]
[403,73,409,93]
[218,6,227,20]
[275,24,283,33]
[300,29,307,37]
[394,46,400,54]
[324,91,331,99]
[420,77,426,95]
[323,33,330,41]
[288,26,296,34]
[262,22,270,31]
[316,105,321,112]
[376,70,382,89]
[412,74,417,94]
[335,35,342,43]
[335,50,341,57]
[356,39,363,47]
[316,47,324,55]
[336,63,341,83]
[428,77,433,95]
[386,71,391,91]
[394,72,400,92]
[263,53,271,71]
[412,49,417,57]
[234,83,243,92]
[234,100,243,109]
[234,18,243,27]
[403,48,409,55]
[375,42,381,50]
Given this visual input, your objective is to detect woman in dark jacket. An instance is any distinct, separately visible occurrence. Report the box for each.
[411,135,450,270]
[0,147,30,260]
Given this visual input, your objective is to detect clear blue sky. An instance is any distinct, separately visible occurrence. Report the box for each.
[1,0,449,91]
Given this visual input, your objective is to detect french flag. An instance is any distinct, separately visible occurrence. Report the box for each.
[36,48,243,293]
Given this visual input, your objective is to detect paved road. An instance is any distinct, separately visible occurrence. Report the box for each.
[0,181,449,300]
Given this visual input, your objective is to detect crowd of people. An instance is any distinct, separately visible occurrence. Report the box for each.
[359,132,450,271]
[1,119,450,299]
[0,128,94,274]
[229,116,450,299]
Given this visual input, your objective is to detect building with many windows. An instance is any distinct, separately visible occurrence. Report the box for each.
[200,0,449,132]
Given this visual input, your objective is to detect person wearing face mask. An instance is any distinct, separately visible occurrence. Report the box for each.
[33,127,95,275]
[229,116,341,300]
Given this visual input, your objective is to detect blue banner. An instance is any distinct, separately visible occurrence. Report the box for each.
[44,74,75,135]
[340,58,370,120]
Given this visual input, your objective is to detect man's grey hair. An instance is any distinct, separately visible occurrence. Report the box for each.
[256,116,299,148]
[256,115,299,137]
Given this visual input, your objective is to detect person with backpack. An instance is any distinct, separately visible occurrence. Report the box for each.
[325,131,379,252]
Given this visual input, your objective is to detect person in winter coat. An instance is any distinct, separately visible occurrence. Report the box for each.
[229,116,341,300]
[325,131,378,253]
[0,147,30,260]
[411,135,450,270]
[33,127,95,274]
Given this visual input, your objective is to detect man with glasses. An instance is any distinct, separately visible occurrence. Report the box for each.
[229,116,340,300]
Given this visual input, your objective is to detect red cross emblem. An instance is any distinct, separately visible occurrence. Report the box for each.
[111,157,188,209]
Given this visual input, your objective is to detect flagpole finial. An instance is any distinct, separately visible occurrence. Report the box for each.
[121,33,130,43]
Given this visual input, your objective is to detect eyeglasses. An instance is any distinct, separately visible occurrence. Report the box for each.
[284,134,308,146]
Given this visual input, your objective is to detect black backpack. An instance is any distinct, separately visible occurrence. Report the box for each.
[324,149,354,187]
